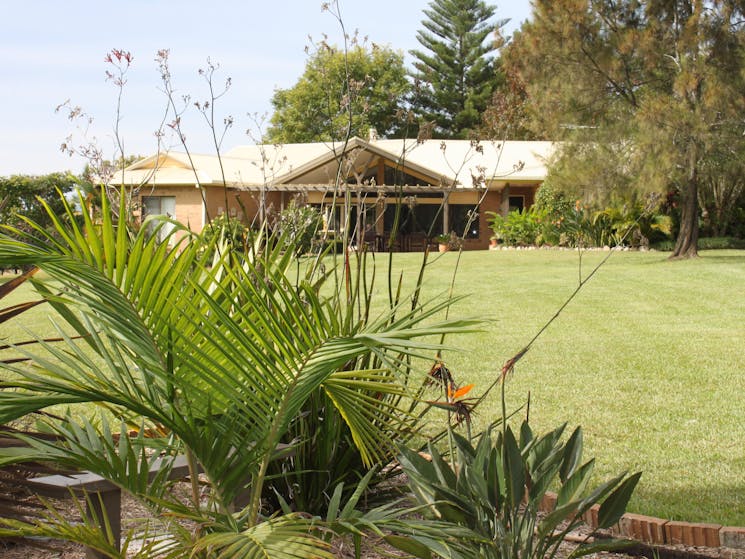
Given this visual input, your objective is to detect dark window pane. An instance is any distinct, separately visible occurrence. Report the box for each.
[508,196,524,212]
[449,204,479,239]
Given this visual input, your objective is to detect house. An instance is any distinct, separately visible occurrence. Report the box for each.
[114,137,554,250]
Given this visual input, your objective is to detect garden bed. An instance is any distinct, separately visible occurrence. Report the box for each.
[3,497,745,559]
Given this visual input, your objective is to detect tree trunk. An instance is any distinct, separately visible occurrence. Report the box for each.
[670,146,700,259]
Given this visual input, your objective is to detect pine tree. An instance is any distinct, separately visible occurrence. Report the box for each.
[410,0,506,139]
[506,0,745,258]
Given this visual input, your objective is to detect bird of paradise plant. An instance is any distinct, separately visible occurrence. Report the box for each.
[399,355,641,559]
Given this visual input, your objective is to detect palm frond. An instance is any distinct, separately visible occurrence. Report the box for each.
[0,189,481,554]
[0,494,123,559]
[193,515,334,559]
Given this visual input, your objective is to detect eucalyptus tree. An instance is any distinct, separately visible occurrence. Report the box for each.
[0,173,76,236]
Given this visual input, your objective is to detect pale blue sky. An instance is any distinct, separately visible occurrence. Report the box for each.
[0,1,532,176]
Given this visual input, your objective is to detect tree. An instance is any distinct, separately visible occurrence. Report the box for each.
[0,173,76,236]
[78,155,144,220]
[479,66,541,140]
[267,43,410,143]
[506,0,745,258]
[409,0,506,139]
[697,124,745,237]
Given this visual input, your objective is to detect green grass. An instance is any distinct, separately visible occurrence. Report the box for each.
[363,249,745,526]
[2,249,745,525]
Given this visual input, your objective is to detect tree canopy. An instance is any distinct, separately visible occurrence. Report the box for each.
[409,0,506,139]
[479,66,539,141]
[0,173,76,236]
[505,0,745,258]
[266,43,410,143]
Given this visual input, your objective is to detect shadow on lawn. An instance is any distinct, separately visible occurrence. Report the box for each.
[637,481,745,527]
[639,251,745,265]
[697,252,745,263]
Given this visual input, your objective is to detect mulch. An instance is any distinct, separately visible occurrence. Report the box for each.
[2,472,745,559]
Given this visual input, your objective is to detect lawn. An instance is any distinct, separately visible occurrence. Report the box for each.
[2,248,744,526]
[363,248,745,526]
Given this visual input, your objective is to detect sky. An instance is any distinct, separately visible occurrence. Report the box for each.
[0,1,532,177]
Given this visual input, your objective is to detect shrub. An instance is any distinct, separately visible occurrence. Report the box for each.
[487,209,541,246]
[200,213,250,252]
[529,197,673,249]
[399,422,641,559]
[698,236,745,249]
[435,231,464,251]
[653,236,745,251]
[534,184,574,217]
[534,185,573,245]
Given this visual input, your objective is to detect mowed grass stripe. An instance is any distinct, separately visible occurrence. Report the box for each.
[2,249,744,525]
[369,249,744,525]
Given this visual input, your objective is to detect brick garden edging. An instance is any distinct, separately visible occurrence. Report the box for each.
[540,492,745,550]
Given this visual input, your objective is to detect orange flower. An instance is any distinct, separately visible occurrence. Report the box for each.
[425,398,476,426]
[447,383,474,401]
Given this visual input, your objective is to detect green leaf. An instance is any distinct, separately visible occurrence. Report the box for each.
[451,431,476,460]
[384,535,432,559]
[340,467,377,519]
[429,443,458,489]
[560,426,583,483]
[597,472,642,529]
[398,445,437,482]
[326,481,345,523]
[486,446,502,511]
[557,459,594,507]
[519,420,533,450]
[503,427,526,508]
[567,537,637,559]
[526,424,565,473]
[194,514,335,559]
[576,472,625,515]
[536,501,581,541]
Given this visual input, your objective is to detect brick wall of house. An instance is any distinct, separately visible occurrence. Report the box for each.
[204,189,283,228]
[139,186,204,242]
[476,190,503,249]
[149,183,538,250]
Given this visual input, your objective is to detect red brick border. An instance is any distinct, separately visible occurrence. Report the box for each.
[540,492,744,550]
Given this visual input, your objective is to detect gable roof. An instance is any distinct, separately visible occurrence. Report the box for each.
[112,138,554,189]
[373,139,554,184]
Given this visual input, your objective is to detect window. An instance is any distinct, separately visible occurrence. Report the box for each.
[384,166,432,186]
[142,196,176,243]
[383,203,443,237]
[449,204,479,239]
[508,196,525,213]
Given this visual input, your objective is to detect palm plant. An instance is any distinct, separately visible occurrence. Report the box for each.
[0,191,477,558]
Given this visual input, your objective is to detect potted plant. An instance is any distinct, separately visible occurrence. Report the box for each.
[434,233,450,252]
[486,211,506,247]
[435,232,463,252]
